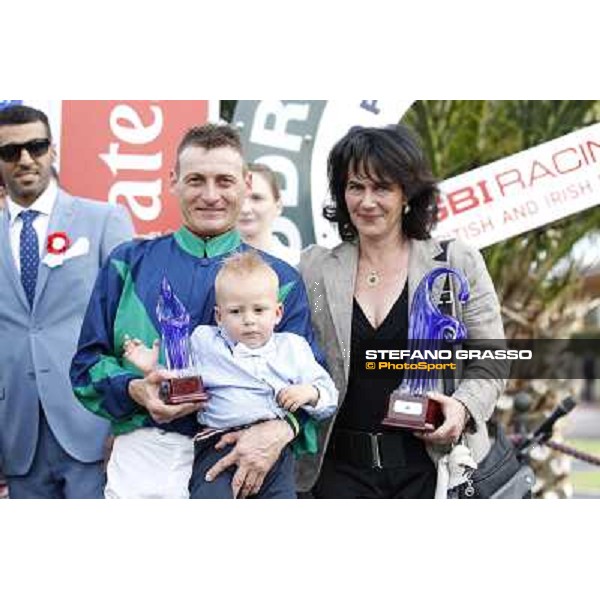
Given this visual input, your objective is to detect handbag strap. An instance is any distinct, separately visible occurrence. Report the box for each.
[435,242,502,445]
[434,240,456,397]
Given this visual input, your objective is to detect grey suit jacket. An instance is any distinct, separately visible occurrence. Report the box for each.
[0,189,134,475]
[296,237,506,492]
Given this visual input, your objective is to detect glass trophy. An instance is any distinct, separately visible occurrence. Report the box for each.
[156,277,208,405]
[381,267,470,431]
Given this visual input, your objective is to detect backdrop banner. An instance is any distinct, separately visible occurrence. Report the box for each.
[4,100,598,246]
[1,100,213,235]
[435,122,600,248]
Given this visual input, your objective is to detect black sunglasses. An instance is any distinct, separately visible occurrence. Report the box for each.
[0,138,51,162]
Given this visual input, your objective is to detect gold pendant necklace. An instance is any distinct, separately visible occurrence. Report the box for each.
[366,270,381,287]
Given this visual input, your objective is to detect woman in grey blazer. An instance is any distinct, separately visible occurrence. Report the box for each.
[297,124,506,498]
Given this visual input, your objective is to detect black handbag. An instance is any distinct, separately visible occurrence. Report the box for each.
[436,241,534,499]
[449,422,530,499]
[438,325,534,499]
[436,245,533,499]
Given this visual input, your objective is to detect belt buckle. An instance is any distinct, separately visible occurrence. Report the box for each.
[370,433,383,469]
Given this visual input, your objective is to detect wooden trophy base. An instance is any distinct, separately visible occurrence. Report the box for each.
[159,376,209,405]
[381,390,443,431]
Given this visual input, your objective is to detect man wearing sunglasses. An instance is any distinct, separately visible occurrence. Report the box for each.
[0,104,134,498]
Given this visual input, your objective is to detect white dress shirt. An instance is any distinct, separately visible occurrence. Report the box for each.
[5,178,58,273]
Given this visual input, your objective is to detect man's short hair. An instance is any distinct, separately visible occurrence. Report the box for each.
[0,105,52,140]
[215,250,279,302]
[176,123,244,174]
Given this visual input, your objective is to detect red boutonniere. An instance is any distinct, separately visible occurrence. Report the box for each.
[46,232,71,255]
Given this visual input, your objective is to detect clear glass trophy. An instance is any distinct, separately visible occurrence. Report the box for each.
[381,267,470,431]
[156,277,208,405]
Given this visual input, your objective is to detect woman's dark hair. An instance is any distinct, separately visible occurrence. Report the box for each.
[323,124,439,241]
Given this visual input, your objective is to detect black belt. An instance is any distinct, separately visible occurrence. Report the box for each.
[328,429,408,470]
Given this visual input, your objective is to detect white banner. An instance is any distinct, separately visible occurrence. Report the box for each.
[435,122,600,248]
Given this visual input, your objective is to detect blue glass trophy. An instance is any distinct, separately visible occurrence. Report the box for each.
[381,267,470,431]
[156,277,208,405]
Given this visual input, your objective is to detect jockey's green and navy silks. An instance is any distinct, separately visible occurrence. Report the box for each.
[70,227,324,452]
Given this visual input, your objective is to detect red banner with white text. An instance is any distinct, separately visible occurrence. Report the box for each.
[59,101,211,234]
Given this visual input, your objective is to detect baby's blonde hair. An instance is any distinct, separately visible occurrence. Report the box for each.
[215,250,279,303]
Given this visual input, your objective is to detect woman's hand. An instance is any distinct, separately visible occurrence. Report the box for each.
[415,391,470,445]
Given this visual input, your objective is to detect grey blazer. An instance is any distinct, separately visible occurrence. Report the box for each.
[296,237,506,492]
[0,189,134,475]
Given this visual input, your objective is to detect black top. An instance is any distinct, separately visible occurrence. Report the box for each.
[332,284,433,466]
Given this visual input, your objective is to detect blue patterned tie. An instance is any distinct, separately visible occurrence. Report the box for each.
[20,210,40,308]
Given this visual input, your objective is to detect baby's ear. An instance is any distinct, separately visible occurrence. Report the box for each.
[275,302,283,325]
[214,305,222,325]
